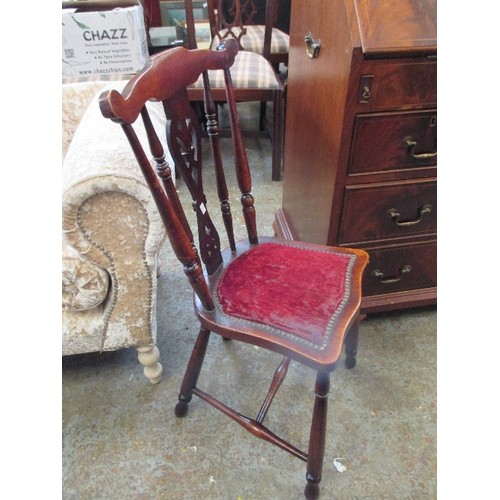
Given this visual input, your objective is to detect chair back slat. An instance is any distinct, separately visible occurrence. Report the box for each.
[223,67,258,244]
[210,0,247,49]
[184,0,199,49]
[262,0,275,60]
[163,89,223,275]
[202,71,237,252]
[140,106,196,250]
[237,0,260,25]
[207,0,276,59]
[232,0,275,59]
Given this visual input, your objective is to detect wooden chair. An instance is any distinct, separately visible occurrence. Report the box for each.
[207,0,289,71]
[99,39,368,499]
[184,0,285,181]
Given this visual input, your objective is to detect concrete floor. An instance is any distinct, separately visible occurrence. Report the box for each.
[62,103,437,499]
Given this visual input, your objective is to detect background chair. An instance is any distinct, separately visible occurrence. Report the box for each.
[207,0,289,72]
[99,38,368,498]
[184,0,285,181]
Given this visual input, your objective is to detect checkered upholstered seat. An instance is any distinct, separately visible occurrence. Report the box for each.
[190,50,281,89]
[211,25,289,57]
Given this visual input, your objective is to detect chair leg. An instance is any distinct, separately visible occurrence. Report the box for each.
[344,318,360,369]
[175,327,211,417]
[304,371,330,500]
[259,101,267,131]
[272,89,284,181]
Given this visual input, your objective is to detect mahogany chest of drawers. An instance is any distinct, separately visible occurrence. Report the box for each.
[274,0,437,313]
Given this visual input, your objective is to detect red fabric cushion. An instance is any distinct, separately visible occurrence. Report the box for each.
[217,242,353,347]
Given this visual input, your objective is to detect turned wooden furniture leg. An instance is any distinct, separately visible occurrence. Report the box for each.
[305,371,330,500]
[344,319,360,369]
[259,101,266,131]
[136,345,163,384]
[175,327,211,416]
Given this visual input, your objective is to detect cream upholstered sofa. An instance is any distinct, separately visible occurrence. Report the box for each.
[62,78,171,383]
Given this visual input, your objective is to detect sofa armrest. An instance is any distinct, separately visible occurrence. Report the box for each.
[62,84,170,351]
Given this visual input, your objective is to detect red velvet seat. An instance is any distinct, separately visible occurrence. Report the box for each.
[99,38,368,499]
[209,238,360,368]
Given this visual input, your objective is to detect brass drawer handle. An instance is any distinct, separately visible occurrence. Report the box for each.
[304,33,321,59]
[404,137,437,159]
[388,204,433,227]
[371,265,412,284]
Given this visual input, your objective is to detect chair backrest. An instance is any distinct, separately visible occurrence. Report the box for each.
[206,0,276,59]
[99,39,258,311]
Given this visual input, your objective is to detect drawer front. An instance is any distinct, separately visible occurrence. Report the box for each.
[362,241,437,296]
[358,59,436,110]
[338,180,436,244]
[349,111,437,174]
